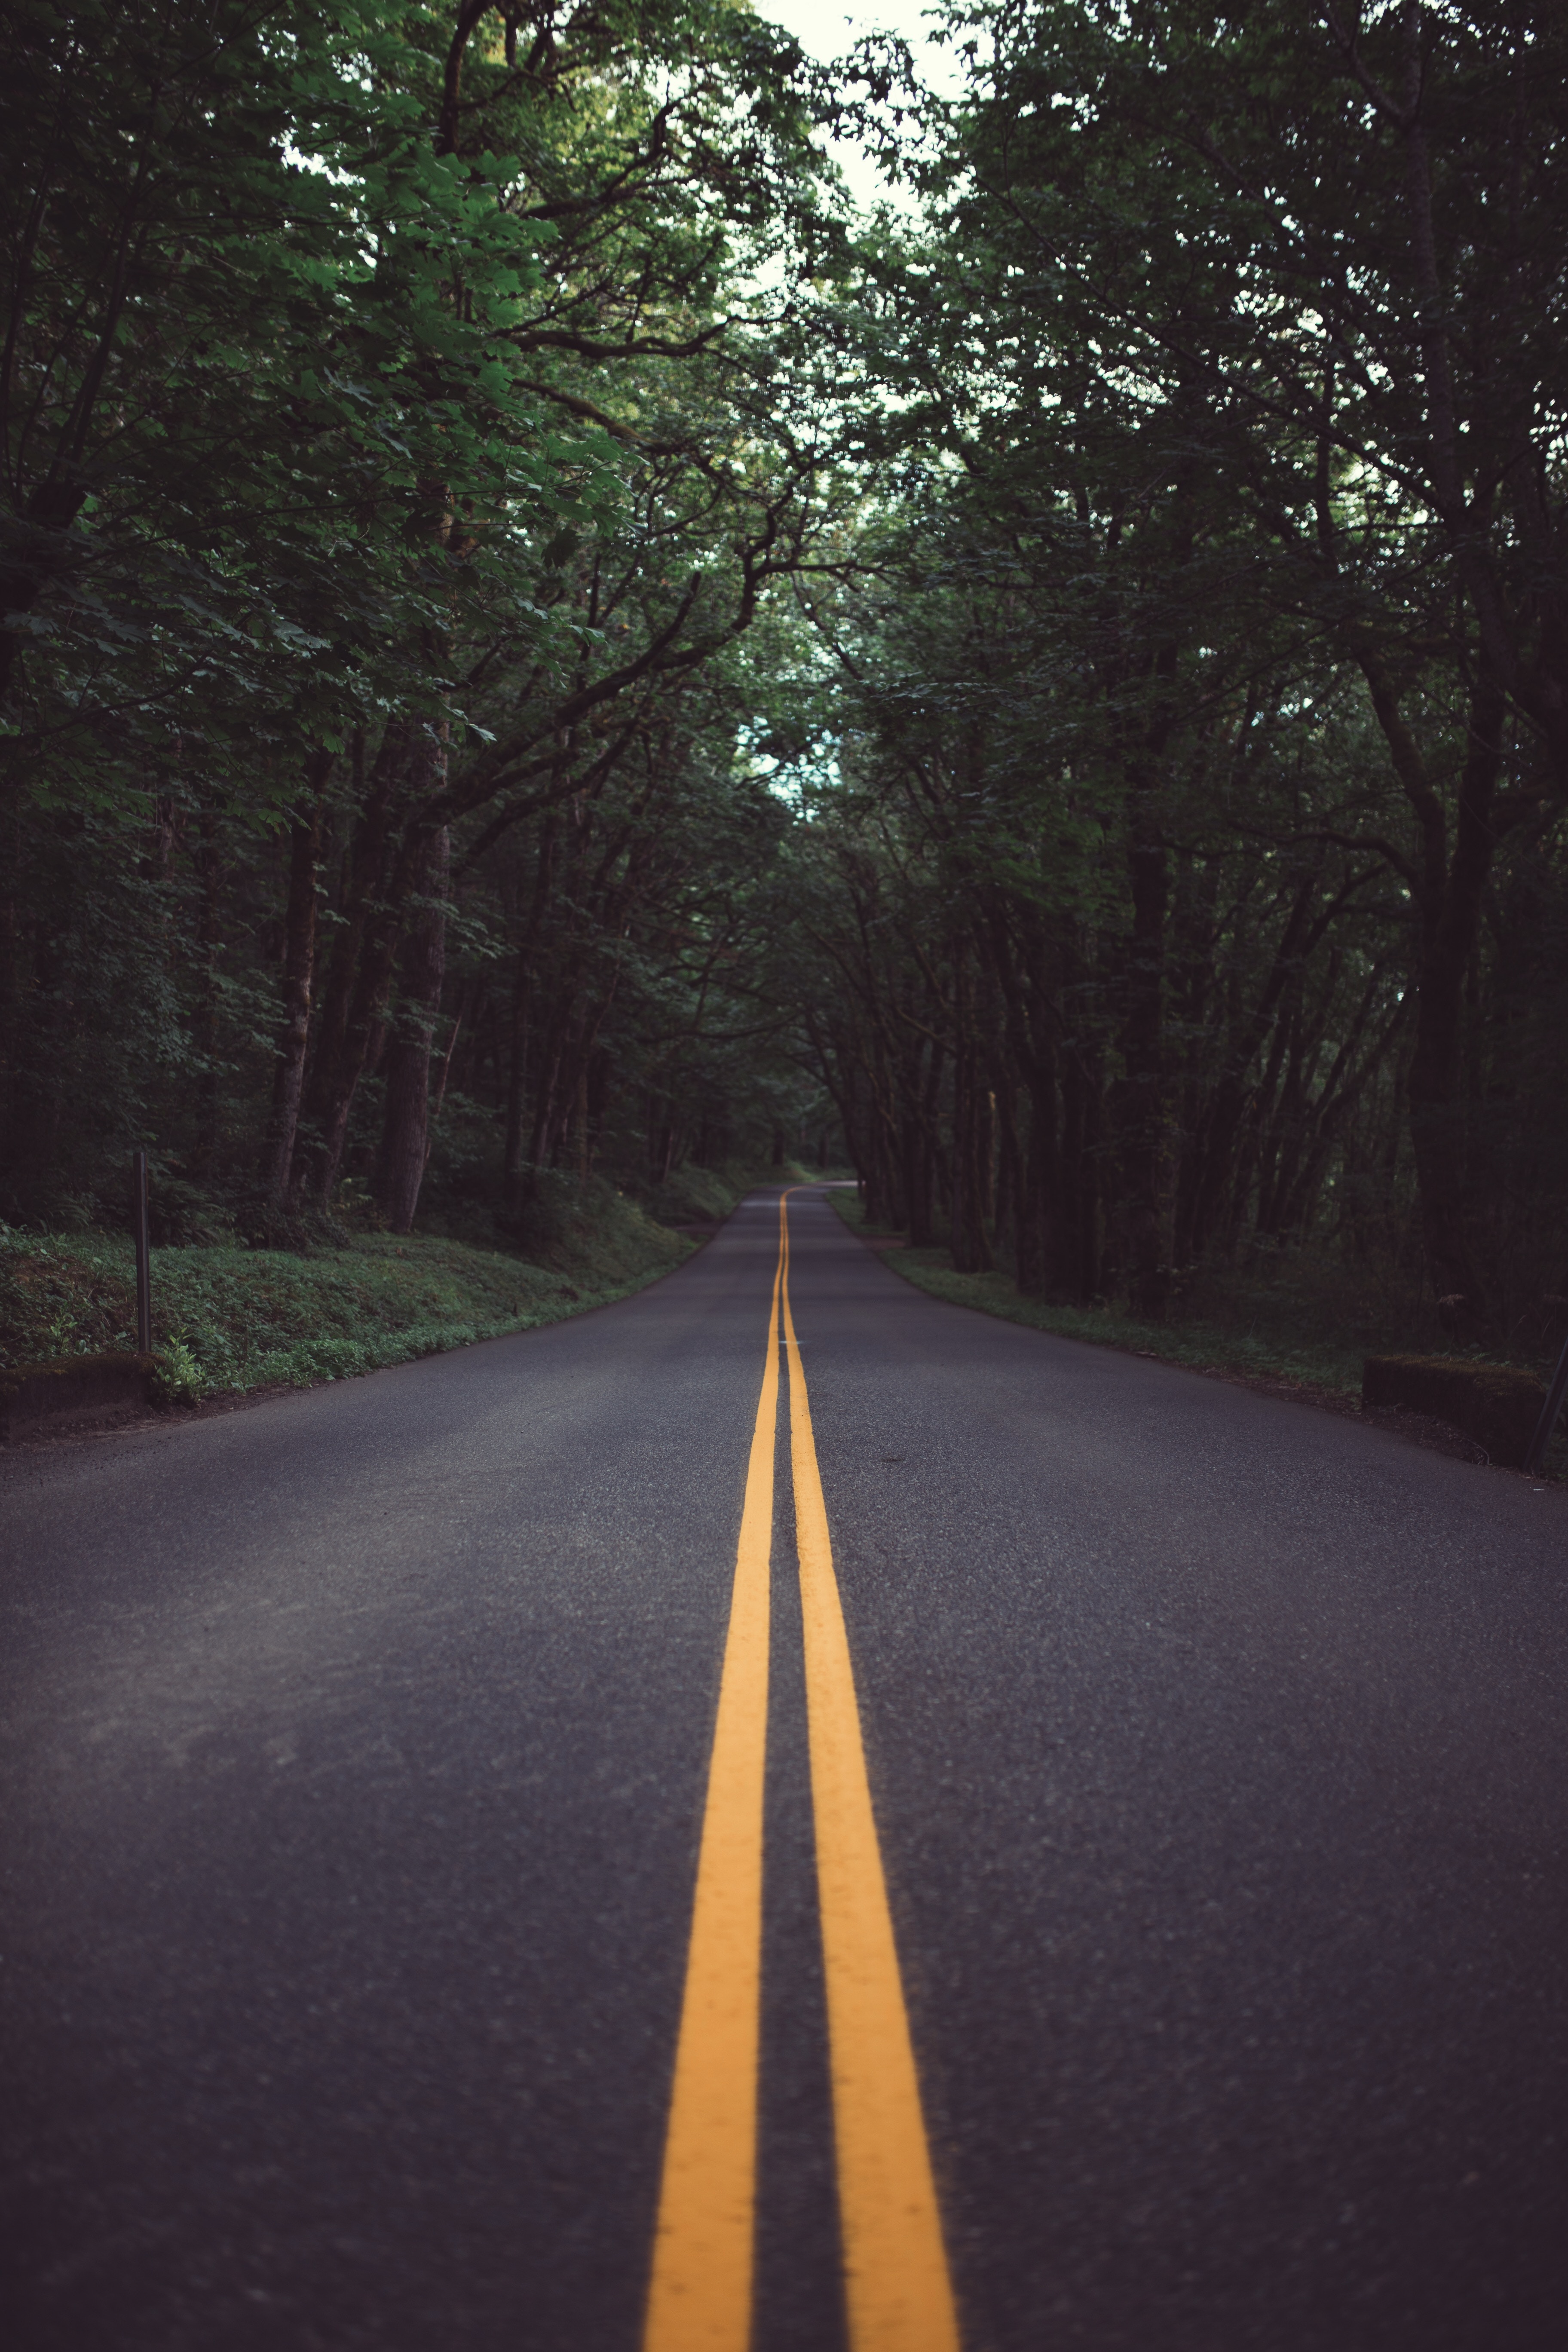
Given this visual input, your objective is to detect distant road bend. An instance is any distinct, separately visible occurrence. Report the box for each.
[2,1185,1565,2351]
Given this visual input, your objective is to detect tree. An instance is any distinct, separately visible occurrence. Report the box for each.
[924,0,1568,1333]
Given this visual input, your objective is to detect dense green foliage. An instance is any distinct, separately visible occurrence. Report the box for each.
[783,0,1568,1364]
[3,0,1565,1378]
[0,1206,686,1391]
[2,0,844,1249]
[0,1157,802,1395]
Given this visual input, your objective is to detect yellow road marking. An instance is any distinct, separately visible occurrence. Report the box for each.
[643,1202,786,2352]
[782,1196,962,2352]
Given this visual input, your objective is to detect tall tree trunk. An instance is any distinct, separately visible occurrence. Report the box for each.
[948,962,994,1273]
[978,898,1057,1295]
[1122,801,1170,1319]
[295,720,439,1208]
[259,752,332,1210]
[993,1079,1021,1271]
[189,794,224,1178]
[502,815,559,1205]
[1356,645,1507,1339]
[1016,1056,1057,1297]
[503,949,531,1198]
[527,985,584,1176]
[1179,867,1321,1265]
[571,1061,592,1182]
[913,1036,944,1245]
[376,824,450,1234]
[1404,681,1506,1339]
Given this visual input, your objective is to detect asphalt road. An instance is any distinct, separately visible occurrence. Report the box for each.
[2,1185,1565,2352]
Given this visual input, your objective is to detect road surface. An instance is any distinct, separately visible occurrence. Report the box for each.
[2,1185,1565,2350]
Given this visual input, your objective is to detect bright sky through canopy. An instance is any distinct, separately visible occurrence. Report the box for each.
[754,0,963,205]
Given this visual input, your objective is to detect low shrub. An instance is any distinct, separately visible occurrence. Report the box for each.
[151,1335,205,1406]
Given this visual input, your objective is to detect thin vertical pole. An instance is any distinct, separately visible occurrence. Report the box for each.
[132,1149,152,1356]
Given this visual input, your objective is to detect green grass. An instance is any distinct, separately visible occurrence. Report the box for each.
[828,1190,1568,1476]
[903,1259,1363,1389]
[0,1159,817,1402]
[0,1188,694,1400]
[829,1191,1372,1397]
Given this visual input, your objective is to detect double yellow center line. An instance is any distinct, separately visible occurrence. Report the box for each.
[644,1192,960,2352]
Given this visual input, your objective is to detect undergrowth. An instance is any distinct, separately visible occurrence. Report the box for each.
[0,1225,683,1395]
[892,1254,1366,1391]
[828,1191,1568,1477]
[827,1191,1517,1392]
[0,1160,808,1400]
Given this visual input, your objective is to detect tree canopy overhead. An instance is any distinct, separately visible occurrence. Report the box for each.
[3,0,1565,1362]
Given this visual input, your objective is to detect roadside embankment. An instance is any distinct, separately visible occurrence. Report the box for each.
[828,1191,1566,1478]
[0,1162,804,1423]
[0,1224,682,1416]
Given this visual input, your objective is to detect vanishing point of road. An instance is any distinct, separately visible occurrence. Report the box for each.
[2,1185,1565,2351]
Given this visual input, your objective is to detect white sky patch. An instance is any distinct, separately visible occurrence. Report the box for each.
[754,0,964,208]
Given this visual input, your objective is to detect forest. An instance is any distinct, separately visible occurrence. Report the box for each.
[3,0,1566,1382]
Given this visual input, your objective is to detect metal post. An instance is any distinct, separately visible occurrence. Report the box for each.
[1524,1332,1568,1477]
[132,1149,152,1356]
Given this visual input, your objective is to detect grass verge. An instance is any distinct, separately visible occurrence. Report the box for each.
[0,1226,682,1399]
[0,1161,814,1405]
[827,1191,1364,1392]
[828,1190,1568,1479]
